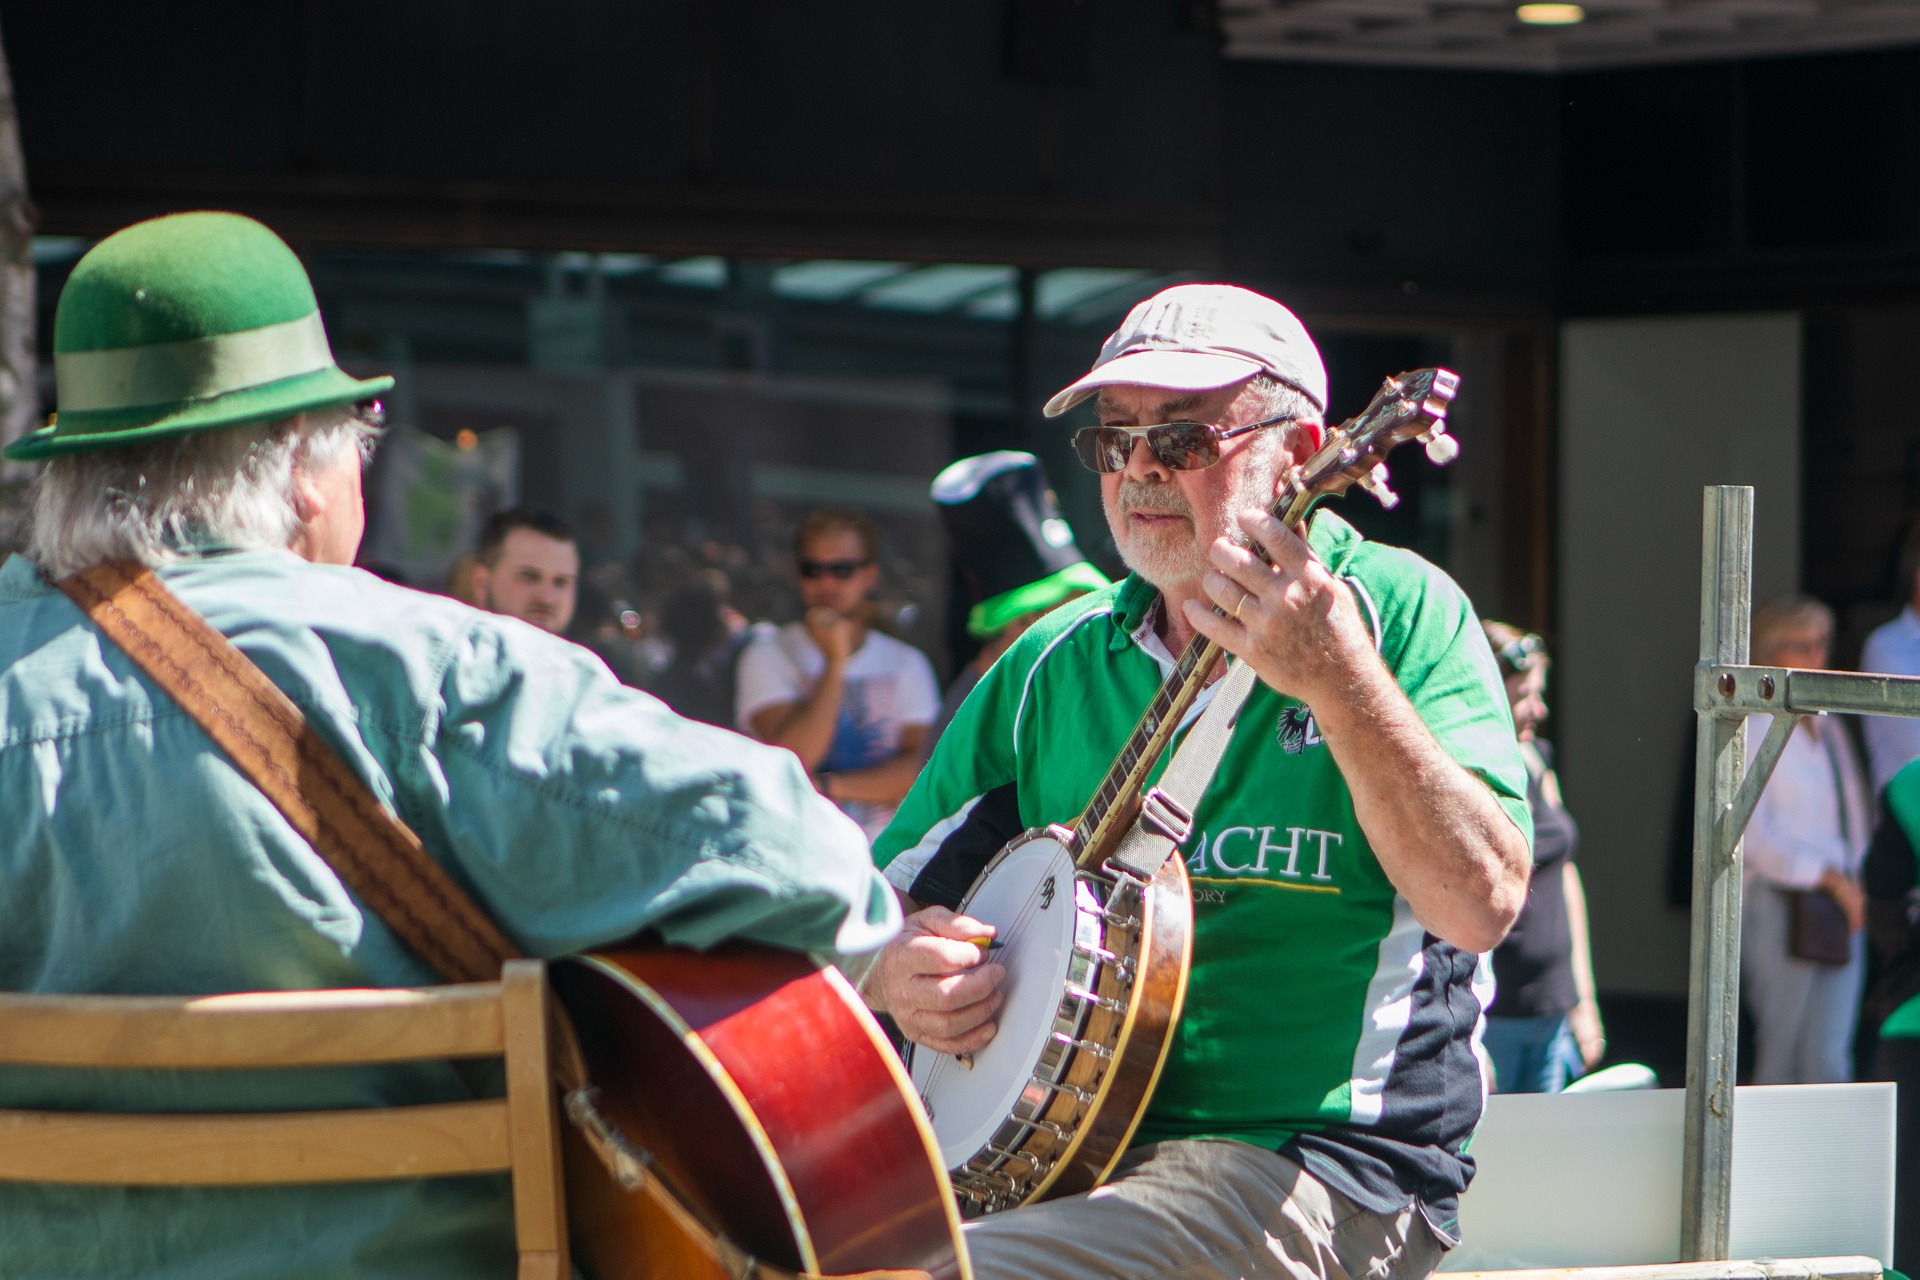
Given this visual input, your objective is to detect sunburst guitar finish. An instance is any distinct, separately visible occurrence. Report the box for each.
[552,944,971,1280]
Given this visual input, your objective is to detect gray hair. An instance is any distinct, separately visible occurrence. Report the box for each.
[27,407,380,579]
[1238,374,1320,486]
[1247,373,1322,427]
[1751,594,1834,664]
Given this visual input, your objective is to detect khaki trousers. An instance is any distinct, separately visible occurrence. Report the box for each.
[962,1140,1444,1280]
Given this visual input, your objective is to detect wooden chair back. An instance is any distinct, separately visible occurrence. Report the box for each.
[0,958,567,1280]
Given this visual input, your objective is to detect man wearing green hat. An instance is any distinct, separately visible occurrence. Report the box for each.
[0,212,899,1278]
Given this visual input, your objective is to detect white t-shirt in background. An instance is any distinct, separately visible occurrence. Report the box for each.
[735,621,940,840]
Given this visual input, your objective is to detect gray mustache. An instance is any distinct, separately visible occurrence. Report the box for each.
[1116,482,1191,518]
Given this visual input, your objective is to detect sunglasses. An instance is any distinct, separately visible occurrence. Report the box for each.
[1070,413,1297,474]
[1496,632,1547,675]
[798,557,872,581]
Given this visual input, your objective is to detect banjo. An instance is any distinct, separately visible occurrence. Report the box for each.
[909,367,1463,1216]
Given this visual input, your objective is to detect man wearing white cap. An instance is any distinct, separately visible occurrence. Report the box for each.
[866,284,1531,1278]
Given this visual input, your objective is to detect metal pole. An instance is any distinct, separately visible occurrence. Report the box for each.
[1681,485,1753,1260]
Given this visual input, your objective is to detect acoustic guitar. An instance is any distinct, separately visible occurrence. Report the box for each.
[554,944,971,1280]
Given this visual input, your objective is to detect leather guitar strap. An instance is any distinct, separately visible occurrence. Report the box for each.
[1104,657,1261,883]
[58,561,523,983]
[58,561,932,1280]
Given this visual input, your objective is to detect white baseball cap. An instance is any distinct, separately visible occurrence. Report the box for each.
[1042,283,1328,419]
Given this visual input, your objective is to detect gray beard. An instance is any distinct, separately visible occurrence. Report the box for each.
[1106,467,1273,591]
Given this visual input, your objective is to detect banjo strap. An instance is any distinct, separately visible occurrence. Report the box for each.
[1104,658,1261,883]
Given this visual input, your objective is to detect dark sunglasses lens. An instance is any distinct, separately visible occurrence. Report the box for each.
[1072,427,1135,474]
[1149,424,1220,471]
[799,559,866,580]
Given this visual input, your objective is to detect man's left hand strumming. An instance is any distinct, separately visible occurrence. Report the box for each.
[1187,506,1531,954]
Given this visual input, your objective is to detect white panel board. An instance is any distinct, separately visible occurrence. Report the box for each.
[1558,313,1802,996]
[1440,1084,1895,1270]
[1727,1084,1897,1265]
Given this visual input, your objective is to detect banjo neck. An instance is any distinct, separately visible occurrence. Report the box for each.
[1067,368,1462,875]
[1068,483,1315,871]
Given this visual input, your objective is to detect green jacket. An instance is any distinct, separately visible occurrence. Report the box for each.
[0,548,899,1279]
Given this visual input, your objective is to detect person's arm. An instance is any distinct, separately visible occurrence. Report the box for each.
[1563,860,1606,1067]
[746,613,857,770]
[1186,508,1529,953]
[861,624,1051,1050]
[750,675,843,769]
[410,615,900,962]
[823,724,929,805]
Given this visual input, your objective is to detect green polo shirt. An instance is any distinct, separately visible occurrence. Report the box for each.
[874,510,1529,1234]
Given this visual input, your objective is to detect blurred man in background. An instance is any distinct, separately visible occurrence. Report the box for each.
[468,505,578,634]
[737,508,938,841]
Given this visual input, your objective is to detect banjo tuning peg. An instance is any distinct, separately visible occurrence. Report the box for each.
[1424,431,1459,466]
[1358,463,1400,509]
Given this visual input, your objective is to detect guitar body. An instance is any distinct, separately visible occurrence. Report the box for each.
[551,944,971,1280]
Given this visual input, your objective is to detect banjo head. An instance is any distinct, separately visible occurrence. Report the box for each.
[910,830,1091,1171]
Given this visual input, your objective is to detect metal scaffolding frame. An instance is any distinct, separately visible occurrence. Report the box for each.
[1682,485,1919,1261]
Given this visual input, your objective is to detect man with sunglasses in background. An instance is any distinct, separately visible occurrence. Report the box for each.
[863,284,1530,1280]
[737,507,939,841]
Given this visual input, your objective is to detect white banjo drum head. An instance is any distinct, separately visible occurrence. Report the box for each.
[910,833,1082,1171]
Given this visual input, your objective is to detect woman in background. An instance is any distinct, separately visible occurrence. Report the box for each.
[1481,622,1606,1093]
[1740,595,1871,1084]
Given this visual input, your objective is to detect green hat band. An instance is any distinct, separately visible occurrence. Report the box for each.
[57,311,334,413]
[968,561,1111,639]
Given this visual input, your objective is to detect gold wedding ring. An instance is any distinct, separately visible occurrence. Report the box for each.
[1234,591,1251,622]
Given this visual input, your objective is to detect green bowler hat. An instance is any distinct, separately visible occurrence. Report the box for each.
[3,211,393,461]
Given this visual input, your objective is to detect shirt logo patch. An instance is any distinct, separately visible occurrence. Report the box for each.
[1276,706,1323,755]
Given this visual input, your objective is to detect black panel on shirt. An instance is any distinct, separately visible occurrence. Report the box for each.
[907,780,1025,909]
[1867,792,1918,900]
[1280,935,1483,1244]
[1864,793,1920,1019]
